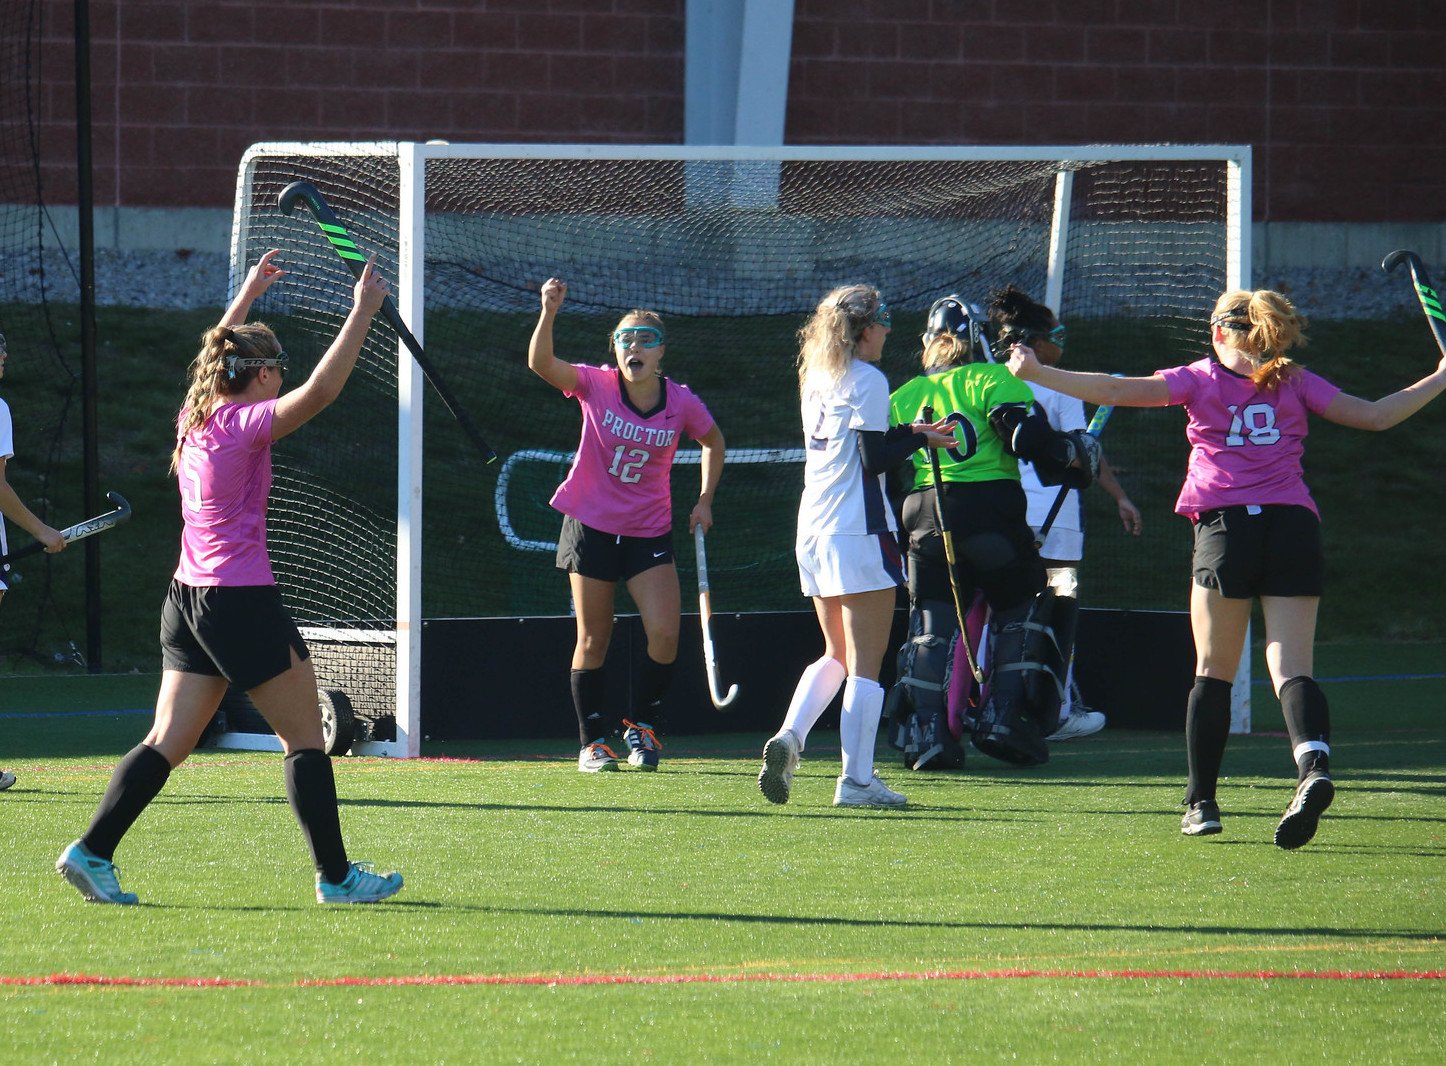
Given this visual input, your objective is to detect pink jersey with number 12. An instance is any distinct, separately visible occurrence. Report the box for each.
[549,363,715,538]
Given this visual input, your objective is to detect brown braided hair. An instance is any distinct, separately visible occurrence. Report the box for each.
[169,322,282,474]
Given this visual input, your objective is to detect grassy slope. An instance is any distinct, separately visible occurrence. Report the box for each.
[0,643,1441,1063]
[1,306,1443,672]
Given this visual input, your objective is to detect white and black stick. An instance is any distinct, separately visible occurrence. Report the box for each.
[0,491,132,568]
[1382,250,1446,358]
[924,408,984,684]
[277,180,498,464]
[1034,398,1117,547]
[694,525,739,710]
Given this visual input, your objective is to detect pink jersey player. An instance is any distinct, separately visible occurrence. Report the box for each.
[57,250,405,908]
[550,362,715,538]
[1156,357,1339,518]
[529,278,726,774]
[1008,287,1446,851]
[173,398,279,586]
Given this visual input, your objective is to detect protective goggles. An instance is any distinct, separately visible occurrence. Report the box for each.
[1000,324,1066,349]
[612,326,664,349]
[869,301,892,329]
[225,352,289,378]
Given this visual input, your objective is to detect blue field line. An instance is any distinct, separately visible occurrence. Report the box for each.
[0,707,154,720]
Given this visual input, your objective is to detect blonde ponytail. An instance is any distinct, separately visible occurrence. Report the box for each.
[1210,289,1308,391]
[797,284,882,387]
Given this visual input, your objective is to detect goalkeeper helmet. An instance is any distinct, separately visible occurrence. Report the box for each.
[923,296,985,362]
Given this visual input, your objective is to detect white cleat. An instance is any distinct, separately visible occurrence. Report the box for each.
[833,772,908,809]
[1049,709,1106,741]
[758,730,801,805]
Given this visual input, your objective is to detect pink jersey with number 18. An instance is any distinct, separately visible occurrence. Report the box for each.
[1156,356,1340,518]
[549,363,715,538]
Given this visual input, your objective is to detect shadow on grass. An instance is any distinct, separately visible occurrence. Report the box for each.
[161,899,1446,942]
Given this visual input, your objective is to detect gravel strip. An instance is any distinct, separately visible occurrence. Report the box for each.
[0,249,1423,320]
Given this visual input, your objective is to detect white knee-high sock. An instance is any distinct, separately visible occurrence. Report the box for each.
[840,676,885,785]
[781,655,846,751]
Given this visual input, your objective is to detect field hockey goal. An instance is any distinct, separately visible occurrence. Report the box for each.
[225,142,1253,756]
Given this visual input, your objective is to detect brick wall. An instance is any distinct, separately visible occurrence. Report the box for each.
[786,0,1446,223]
[32,0,685,208]
[24,0,1445,221]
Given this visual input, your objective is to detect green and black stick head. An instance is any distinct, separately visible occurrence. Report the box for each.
[1383,249,1446,353]
[278,181,367,276]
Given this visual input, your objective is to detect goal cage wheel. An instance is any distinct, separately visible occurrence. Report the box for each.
[318,688,357,756]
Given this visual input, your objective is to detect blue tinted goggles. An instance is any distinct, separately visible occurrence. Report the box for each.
[613,326,664,349]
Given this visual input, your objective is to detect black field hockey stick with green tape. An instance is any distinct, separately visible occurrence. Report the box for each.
[278,181,498,464]
[1382,249,1446,360]
[0,491,131,569]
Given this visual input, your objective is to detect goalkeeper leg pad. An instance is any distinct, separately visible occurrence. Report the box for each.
[972,591,1076,765]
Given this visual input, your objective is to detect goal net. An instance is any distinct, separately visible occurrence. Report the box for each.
[228,143,1250,755]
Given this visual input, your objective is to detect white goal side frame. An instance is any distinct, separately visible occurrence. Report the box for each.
[230,141,1254,756]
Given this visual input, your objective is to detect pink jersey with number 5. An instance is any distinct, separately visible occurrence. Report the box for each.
[549,363,715,538]
[173,399,278,586]
[1157,357,1340,518]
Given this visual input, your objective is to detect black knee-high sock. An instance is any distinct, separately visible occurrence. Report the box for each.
[82,743,172,861]
[570,667,608,747]
[1279,675,1330,781]
[632,655,674,724]
[1185,676,1233,805]
[284,749,349,884]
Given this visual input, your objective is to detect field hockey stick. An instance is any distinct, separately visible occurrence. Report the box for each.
[1382,250,1446,359]
[693,525,739,710]
[0,491,131,568]
[924,408,984,684]
[277,181,498,464]
[1035,397,1117,546]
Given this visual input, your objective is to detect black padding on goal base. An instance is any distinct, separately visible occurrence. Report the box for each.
[1071,608,1195,732]
[418,606,1193,741]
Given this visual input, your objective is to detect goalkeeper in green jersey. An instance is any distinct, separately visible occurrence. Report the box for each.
[886,297,1100,769]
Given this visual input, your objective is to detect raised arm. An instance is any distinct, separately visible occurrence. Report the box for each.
[1319,354,1446,431]
[271,253,389,441]
[1007,344,1170,407]
[689,423,726,533]
[528,277,579,394]
[219,249,286,329]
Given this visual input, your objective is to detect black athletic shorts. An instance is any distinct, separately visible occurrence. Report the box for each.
[1191,504,1323,598]
[902,479,1045,614]
[160,580,309,691]
[555,515,674,582]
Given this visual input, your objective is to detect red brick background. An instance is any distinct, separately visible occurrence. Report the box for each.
[23,0,1445,221]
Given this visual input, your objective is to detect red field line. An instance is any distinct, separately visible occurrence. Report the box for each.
[5,968,1443,989]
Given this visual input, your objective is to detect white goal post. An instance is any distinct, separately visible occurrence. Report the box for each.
[227,142,1254,757]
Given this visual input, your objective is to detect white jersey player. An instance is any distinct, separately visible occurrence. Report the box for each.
[757,284,953,809]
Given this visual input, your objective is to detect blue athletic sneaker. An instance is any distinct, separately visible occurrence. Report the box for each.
[56,840,139,904]
[0,770,16,791]
[621,719,661,771]
[316,862,404,904]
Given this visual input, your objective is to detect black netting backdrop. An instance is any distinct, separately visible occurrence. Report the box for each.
[234,147,1231,653]
[0,1,84,665]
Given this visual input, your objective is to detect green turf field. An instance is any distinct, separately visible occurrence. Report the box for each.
[1,643,1441,1063]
